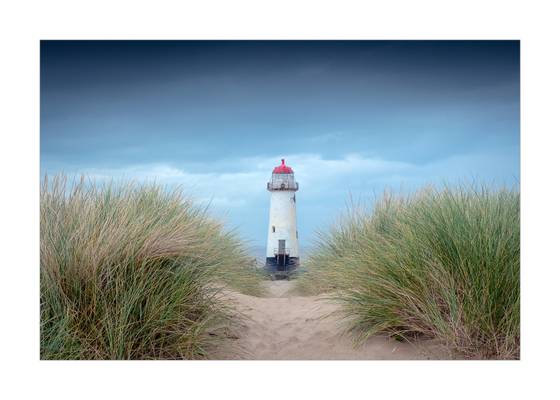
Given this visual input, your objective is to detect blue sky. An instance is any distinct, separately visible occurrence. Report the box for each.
[40,40,520,251]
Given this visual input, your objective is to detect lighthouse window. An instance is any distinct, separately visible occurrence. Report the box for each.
[272,226,275,233]
[296,230,298,238]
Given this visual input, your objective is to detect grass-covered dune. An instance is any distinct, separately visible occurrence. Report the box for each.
[297,185,520,359]
[40,175,263,360]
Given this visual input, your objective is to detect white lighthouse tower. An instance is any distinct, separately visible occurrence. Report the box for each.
[265,159,300,277]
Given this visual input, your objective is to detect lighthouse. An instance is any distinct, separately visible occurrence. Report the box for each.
[265,159,300,277]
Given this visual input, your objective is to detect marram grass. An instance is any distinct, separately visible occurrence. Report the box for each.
[40,175,263,360]
[297,184,520,359]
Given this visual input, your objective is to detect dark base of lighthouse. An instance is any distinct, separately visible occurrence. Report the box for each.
[265,256,299,279]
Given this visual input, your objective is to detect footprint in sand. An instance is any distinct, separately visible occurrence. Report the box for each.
[218,281,448,360]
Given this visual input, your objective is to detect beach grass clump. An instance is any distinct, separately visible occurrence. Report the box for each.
[297,185,520,359]
[40,175,262,360]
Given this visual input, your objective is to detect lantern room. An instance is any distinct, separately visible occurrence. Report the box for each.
[267,159,299,191]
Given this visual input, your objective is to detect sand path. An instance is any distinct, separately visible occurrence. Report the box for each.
[218,281,445,360]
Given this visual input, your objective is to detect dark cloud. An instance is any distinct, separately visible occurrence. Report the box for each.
[41,40,520,249]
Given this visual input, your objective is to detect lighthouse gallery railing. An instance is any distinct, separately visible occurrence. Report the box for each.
[267,182,298,191]
[273,248,291,255]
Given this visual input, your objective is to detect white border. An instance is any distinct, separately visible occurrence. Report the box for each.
[1,0,559,399]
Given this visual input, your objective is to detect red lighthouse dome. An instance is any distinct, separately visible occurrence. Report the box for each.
[272,159,294,174]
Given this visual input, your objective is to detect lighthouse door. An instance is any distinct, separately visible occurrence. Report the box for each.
[278,240,286,255]
[277,240,287,271]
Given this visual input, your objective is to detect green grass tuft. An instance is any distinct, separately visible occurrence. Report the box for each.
[41,175,263,360]
[297,184,519,359]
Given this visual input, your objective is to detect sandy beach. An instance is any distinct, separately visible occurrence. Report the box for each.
[216,280,449,360]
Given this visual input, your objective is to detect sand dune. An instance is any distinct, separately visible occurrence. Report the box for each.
[216,281,449,360]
